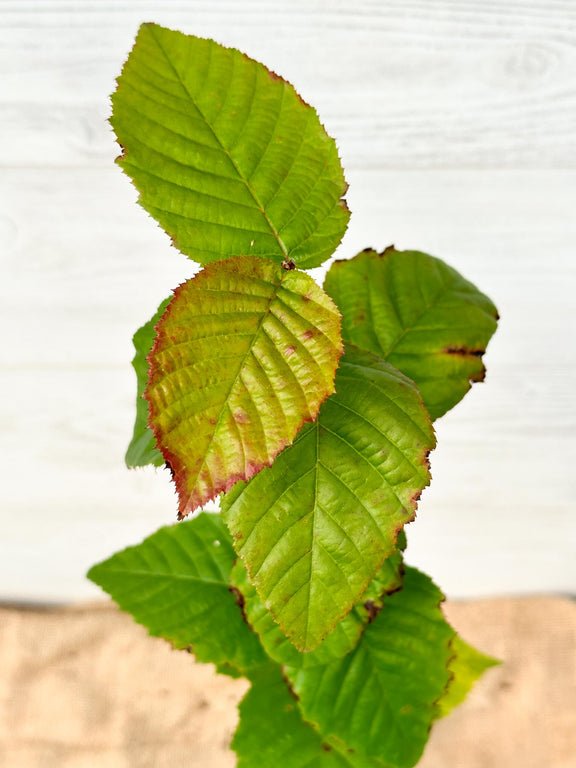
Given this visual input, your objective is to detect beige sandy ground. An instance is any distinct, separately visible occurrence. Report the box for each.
[0,597,574,768]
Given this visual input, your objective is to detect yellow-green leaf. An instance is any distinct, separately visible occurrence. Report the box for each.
[222,345,434,651]
[112,23,350,268]
[436,635,500,718]
[230,550,404,669]
[146,255,343,517]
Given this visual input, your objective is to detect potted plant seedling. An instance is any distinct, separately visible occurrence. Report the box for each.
[89,24,500,767]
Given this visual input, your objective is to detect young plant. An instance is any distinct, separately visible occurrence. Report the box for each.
[88,23,500,767]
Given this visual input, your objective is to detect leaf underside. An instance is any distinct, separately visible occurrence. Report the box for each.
[324,248,499,420]
[222,344,435,651]
[125,297,171,468]
[87,512,267,671]
[112,23,349,269]
[287,567,454,768]
[146,255,342,518]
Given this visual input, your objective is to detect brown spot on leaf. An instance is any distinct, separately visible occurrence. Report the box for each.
[281,258,296,271]
[424,450,432,472]
[364,600,380,623]
[234,410,250,424]
[321,744,332,752]
[281,670,300,702]
[411,490,422,506]
[302,330,314,340]
[302,294,311,302]
[285,345,296,357]
[230,585,245,609]
[210,417,217,425]
[445,346,484,358]
[230,584,258,632]
[470,368,487,383]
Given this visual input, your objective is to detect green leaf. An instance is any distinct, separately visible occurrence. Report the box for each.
[112,23,349,269]
[87,512,267,671]
[231,549,404,669]
[286,567,454,768]
[125,297,170,468]
[231,559,364,668]
[146,255,342,518]
[222,345,435,651]
[214,662,245,679]
[233,664,389,768]
[436,635,500,718]
[358,547,404,618]
[324,247,499,420]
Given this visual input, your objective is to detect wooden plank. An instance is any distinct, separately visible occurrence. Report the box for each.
[1,166,575,600]
[1,0,576,168]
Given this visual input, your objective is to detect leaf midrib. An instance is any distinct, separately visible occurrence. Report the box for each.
[148,25,289,258]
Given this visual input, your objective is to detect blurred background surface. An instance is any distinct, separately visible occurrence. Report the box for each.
[1,0,575,604]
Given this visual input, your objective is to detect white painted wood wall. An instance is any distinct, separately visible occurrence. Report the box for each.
[2,0,575,603]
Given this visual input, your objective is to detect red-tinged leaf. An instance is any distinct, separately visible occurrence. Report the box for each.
[146,255,343,517]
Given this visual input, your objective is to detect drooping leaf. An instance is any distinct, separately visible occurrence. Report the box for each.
[436,635,500,718]
[286,567,454,768]
[230,549,404,669]
[233,664,390,768]
[87,512,267,671]
[112,23,349,269]
[222,345,435,651]
[324,248,499,420]
[146,255,342,518]
[125,297,170,468]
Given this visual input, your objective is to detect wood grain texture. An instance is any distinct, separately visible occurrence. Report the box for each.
[1,0,576,168]
[1,0,575,602]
